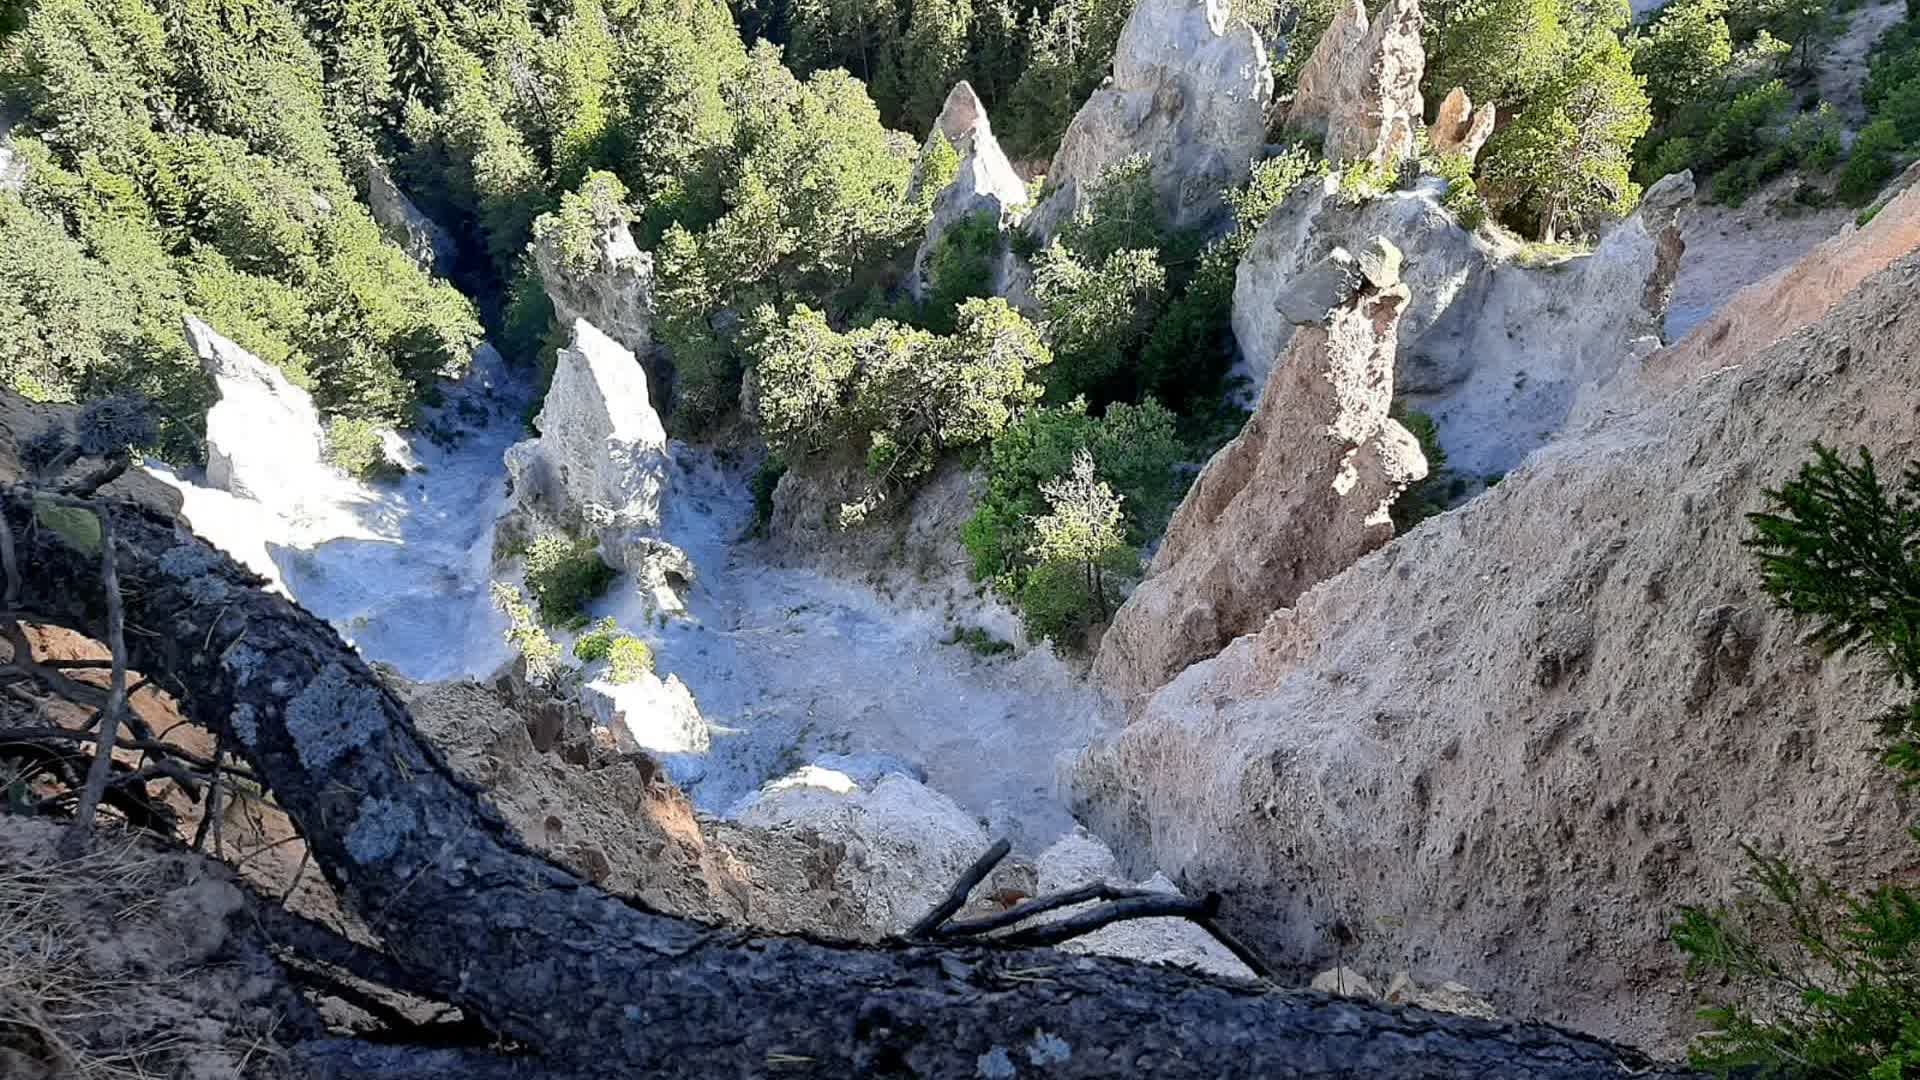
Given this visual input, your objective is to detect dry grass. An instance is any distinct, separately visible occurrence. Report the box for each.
[0,825,290,1079]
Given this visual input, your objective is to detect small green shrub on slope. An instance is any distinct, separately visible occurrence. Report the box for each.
[1675,445,1920,1077]
[523,534,618,629]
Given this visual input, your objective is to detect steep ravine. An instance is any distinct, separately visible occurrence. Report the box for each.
[153,355,1098,854]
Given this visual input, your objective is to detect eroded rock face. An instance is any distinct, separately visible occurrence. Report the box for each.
[1093,245,1426,703]
[1074,252,1920,1053]
[1426,86,1494,162]
[365,156,456,275]
[183,315,333,510]
[500,319,670,573]
[910,83,1030,300]
[532,214,656,363]
[1233,170,1695,478]
[1284,0,1425,167]
[1024,0,1272,241]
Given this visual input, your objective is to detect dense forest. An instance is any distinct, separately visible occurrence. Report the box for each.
[0,0,1913,639]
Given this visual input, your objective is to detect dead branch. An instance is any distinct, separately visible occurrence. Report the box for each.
[906,836,1010,938]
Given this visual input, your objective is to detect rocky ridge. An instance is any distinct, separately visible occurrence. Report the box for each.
[1233,170,1695,477]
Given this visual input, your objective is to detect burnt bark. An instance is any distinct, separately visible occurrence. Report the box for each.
[10,491,1700,1079]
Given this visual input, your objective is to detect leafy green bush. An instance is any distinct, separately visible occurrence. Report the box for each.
[324,417,401,481]
[533,171,630,276]
[750,454,788,537]
[922,211,1000,334]
[1674,445,1920,1078]
[573,616,655,683]
[1838,120,1904,206]
[1032,245,1168,404]
[963,399,1184,586]
[523,535,618,629]
[943,625,1015,657]
[1428,152,1489,229]
[1014,454,1140,648]
[749,297,1050,522]
[1389,408,1450,530]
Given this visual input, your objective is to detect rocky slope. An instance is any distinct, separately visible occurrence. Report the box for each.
[1071,249,1920,1052]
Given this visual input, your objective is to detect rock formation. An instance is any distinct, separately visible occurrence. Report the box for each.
[1093,241,1426,703]
[183,315,335,513]
[581,668,709,756]
[735,772,1000,935]
[500,319,672,574]
[1426,87,1495,162]
[365,155,457,275]
[1023,0,1273,241]
[1642,160,1920,391]
[909,82,1030,301]
[1073,251,1920,1053]
[1233,170,1695,477]
[1283,0,1426,167]
[1032,827,1255,979]
[532,210,656,363]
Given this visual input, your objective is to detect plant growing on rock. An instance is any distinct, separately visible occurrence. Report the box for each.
[1674,445,1920,1077]
[522,534,618,629]
[1019,450,1136,644]
[491,581,567,685]
[574,616,655,683]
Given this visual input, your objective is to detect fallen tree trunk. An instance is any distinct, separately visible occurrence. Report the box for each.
[9,490,1700,1078]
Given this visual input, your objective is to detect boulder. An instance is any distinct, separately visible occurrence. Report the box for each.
[734,772,995,935]
[1426,86,1495,162]
[1092,244,1426,703]
[582,669,709,756]
[1283,0,1425,167]
[183,315,335,512]
[1072,251,1920,1053]
[532,211,656,364]
[365,156,457,274]
[499,319,671,574]
[1023,0,1272,242]
[1030,827,1255,979]
[909,82,1030,301]
[1232,170,1695,478]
